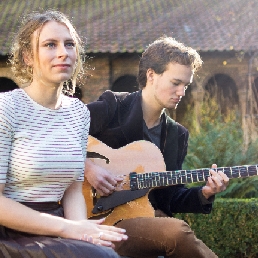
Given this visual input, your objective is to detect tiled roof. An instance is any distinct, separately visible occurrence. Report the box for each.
[0,0,258,55]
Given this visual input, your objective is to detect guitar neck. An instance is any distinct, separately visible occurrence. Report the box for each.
[129,164,258,190]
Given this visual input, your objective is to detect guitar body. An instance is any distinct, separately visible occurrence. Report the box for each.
[83,136,166,225]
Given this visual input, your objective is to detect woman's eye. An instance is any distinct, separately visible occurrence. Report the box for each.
[66,42,75,48]
[45,42,55,48]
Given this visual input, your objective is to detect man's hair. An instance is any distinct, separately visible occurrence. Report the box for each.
[137,36,203,88]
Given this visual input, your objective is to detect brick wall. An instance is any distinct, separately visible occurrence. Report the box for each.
[0,51,257,119]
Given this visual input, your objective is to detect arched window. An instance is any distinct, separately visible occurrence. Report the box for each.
[0,77,19,92]
[112,75,138,93]
[205,74,238,114]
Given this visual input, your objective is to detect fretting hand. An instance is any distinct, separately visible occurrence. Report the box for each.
[202,164,229,199]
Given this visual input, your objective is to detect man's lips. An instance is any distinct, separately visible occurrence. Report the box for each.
[172,98,181,103]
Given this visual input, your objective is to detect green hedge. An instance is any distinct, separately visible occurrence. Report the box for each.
[175,199,258,258]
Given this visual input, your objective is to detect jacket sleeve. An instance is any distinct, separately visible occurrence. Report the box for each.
[150,124,213,216]
[87,91,118,136]
[151,185,212,217]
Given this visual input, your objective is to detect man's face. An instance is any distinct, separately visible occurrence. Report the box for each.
[150,62,193,110]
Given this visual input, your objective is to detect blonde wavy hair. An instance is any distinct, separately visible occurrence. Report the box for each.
[9,10,85,95]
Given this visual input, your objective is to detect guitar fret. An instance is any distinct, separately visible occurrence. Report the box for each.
[186,170,192,183]
[231,166,239,178]
[203,169,210,181]
[236,166,241,177]
[146,173,150,187]
[159,172,164,186]
[197,169,204,182]
[192,170,197,182]
[240,166,248,177]
[219,167,231,178]
[181,170,187,184]
[175,171,181,184]
[174,171,179,185]
[168,172,173,185]
[249,165,258,176]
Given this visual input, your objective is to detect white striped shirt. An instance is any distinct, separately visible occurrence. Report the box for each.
[0,89,90,202]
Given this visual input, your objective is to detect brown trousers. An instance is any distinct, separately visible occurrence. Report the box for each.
[115,217,217,258]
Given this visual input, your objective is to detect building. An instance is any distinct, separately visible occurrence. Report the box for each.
[0,0,258,133]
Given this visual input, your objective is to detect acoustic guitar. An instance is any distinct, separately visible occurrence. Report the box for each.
[83,136,258,226]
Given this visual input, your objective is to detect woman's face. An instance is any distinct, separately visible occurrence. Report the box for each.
[27,20,77,86]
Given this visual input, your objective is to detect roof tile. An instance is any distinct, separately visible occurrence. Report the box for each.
[0,0,258,55]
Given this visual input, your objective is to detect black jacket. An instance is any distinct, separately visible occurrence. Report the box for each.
[87,90,212,216]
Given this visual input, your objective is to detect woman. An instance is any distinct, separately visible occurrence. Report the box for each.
[0,10,127,258]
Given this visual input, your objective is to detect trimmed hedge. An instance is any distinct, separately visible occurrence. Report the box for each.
[175,199,258,258]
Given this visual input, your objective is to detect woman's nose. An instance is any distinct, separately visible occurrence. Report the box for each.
[57,45,68,58]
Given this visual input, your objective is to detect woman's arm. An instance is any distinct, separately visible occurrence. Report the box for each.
[0,183,68,236]
[0,183,127,247]
[61,181,87,220]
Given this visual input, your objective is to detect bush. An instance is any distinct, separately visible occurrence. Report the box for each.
[175,199,258,258]
[181,96,258,198]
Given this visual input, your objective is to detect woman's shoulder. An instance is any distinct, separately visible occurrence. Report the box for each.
[0,88,20,97]
[62,95,90,117]
[0,89,22,107]
[0,90,23,125]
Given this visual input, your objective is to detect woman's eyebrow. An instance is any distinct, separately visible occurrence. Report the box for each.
[41,37,74,43]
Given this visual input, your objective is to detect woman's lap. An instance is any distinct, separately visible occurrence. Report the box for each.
[0,235,119,258]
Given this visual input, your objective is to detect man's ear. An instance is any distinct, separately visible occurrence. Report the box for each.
[146,68,155,82]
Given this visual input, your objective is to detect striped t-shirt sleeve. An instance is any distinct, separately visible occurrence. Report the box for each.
[0,92,14,184]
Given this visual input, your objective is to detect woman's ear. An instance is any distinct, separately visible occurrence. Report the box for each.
[23,51,33,66]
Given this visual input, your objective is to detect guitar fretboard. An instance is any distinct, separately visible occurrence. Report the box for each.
[129,164,258,190]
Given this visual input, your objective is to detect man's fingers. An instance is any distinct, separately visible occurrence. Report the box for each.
[211,163,217,169]
[217,171,230,185]
[114,176,124,182]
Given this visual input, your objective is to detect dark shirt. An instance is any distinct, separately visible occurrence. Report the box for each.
[143,119,162,149]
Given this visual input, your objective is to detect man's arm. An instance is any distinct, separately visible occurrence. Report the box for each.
[151,165,229,216]
[87,90,118,136]
[84,159,123,196]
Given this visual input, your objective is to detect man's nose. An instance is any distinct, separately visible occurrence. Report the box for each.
[177,85,186,96]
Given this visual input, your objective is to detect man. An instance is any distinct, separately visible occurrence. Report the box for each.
[85,37,229,257]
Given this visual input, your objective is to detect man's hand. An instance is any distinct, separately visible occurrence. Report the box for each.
[202,164,229,199]
[84,159,123,196]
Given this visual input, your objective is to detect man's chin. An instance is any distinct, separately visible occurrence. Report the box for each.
[166,103,177,110]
